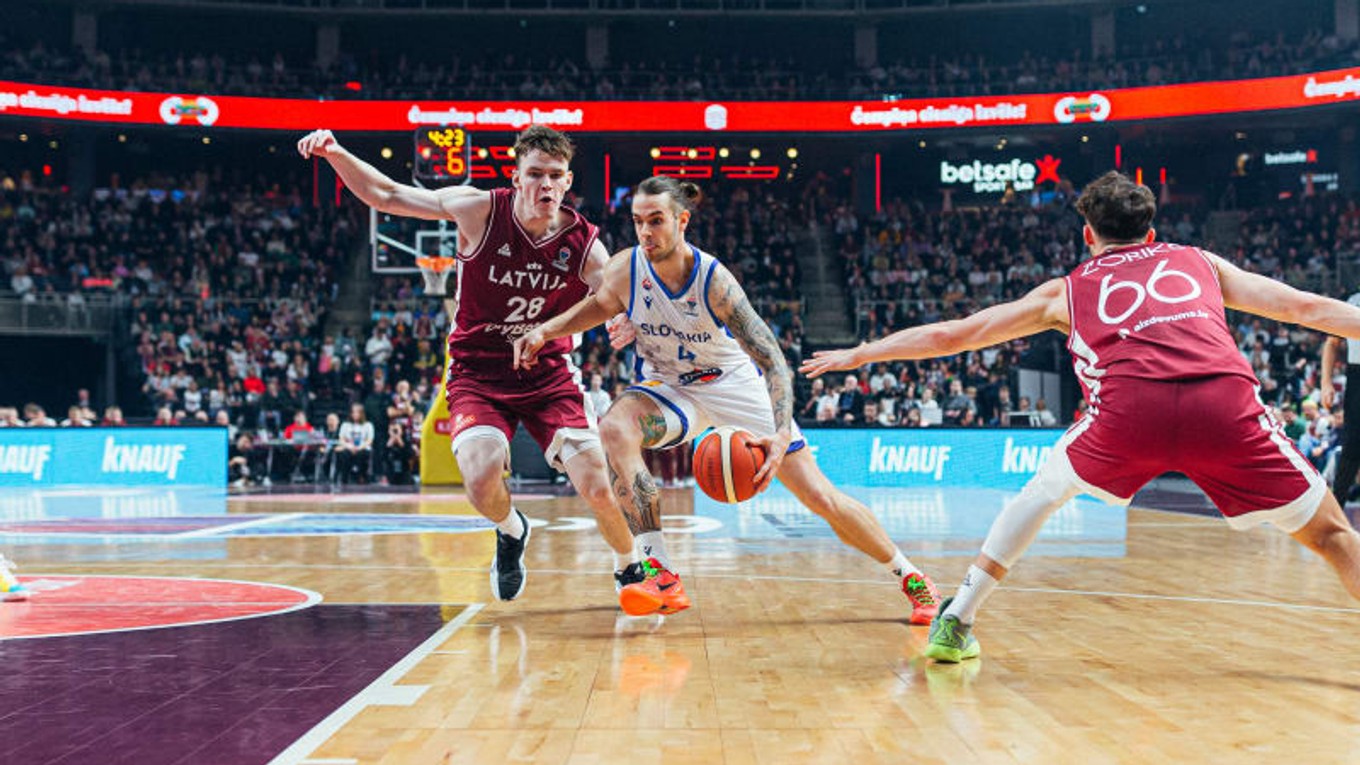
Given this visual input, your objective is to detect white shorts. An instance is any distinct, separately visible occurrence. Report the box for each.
[626,372,806,453]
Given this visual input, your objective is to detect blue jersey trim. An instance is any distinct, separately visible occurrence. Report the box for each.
[787,438,807,454]
[626,385,691,449]
[647,245,701,300]
[627,246,638,319]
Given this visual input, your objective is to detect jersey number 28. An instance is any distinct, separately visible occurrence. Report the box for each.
[506,296,546,322]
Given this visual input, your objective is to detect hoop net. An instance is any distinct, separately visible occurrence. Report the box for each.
[416,255,456,297]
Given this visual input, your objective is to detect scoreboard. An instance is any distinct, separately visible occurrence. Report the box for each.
[413,126,471,187]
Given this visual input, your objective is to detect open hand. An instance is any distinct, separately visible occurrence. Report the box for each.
[751,430,793,493]
[799,346,865,379]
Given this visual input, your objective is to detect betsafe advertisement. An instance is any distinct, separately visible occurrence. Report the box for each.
[0,427,227,487]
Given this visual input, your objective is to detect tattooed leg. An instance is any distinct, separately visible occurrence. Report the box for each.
[599,393,668,535]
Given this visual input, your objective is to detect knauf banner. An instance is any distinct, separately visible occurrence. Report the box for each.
[0,428,226,487]
[803,428,1065,489]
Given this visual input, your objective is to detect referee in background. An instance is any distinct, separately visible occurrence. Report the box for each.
[1321,305,1360,503]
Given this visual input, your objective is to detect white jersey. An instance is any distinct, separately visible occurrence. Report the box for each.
[626,244,755,387]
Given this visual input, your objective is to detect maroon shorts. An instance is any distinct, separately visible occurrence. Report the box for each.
[1065,375,1324,531]
[444,371,598,470]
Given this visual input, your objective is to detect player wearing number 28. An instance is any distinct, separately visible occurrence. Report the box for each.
[805,171,1360,663]
[515,176,942,621]
[297,126,639,602]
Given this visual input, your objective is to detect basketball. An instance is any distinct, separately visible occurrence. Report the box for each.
[692,427,767,503]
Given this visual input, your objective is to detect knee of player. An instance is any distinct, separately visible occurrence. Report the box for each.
[598,413,640,451]
[577,475,616,511]
[455,451,505,490]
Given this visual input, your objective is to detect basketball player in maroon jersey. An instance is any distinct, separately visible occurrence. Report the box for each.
[297,126,639,601]
[804,171,1360,662]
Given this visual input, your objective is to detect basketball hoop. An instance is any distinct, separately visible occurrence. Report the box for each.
[416,255,456,298]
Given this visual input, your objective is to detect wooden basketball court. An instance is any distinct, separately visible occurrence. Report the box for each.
[3,485,1358,765]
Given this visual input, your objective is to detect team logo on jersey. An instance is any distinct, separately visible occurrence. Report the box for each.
[643,295,653,309]
[679,297,700,317]
[497,244,512,257]
[642,277,654,291]
[679,368,724,385]
[553,247,571,271]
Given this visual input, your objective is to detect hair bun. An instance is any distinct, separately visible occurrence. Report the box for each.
[678,182,703,205]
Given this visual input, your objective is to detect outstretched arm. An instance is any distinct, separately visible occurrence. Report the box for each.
[801,278,1069,378]
[708,264,793,490]
[1215,255,1360,339]
[512,252,630,369]
[297,130,487,223]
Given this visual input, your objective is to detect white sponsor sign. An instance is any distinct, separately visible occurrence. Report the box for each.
[940,158,1038,193]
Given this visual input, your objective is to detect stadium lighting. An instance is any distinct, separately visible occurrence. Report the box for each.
[650,148,661,158]
[718,148,730,158]
[750,148,761,159]
[786,148,798,159]
[18,134,28,142]
[380,147,394,159]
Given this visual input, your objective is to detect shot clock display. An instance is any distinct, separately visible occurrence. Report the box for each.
[414,126,471,187]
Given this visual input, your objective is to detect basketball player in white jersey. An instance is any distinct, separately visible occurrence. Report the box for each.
[514,176,941,622]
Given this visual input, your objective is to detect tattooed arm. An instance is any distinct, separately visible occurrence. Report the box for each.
[707,264,794,491]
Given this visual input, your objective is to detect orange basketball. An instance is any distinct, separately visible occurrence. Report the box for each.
[692,426,767,503]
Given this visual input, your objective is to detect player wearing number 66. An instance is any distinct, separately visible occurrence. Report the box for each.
[297,125,641,603]
[803,170,1360,664]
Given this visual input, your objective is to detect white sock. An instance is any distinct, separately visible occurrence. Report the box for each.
[496,507,526,539]
[885,550,921,579]
[635,531,671,569]
[613,550,641,571]
[944,565,999,625]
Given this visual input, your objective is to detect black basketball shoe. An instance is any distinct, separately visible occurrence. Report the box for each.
[489,509,530,601]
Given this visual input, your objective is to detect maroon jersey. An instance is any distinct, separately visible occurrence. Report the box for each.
[1064,242,1255,402]
[448,187,597,384]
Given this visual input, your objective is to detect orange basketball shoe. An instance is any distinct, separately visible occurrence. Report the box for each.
[618,558,691,616]
[903,572,941,626]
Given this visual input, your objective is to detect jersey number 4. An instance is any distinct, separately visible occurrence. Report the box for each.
[1097,260,1202,325]
[677,345,697,362]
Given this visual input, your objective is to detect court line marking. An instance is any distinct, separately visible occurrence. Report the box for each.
[267,602,485,765]
[42,564,1360,615]
[0,575,323,641]
[176,513,304,538]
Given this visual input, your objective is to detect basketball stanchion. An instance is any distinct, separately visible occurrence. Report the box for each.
[416,255,462,485]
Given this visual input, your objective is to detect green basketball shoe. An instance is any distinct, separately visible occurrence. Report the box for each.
[924,597,980,663]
